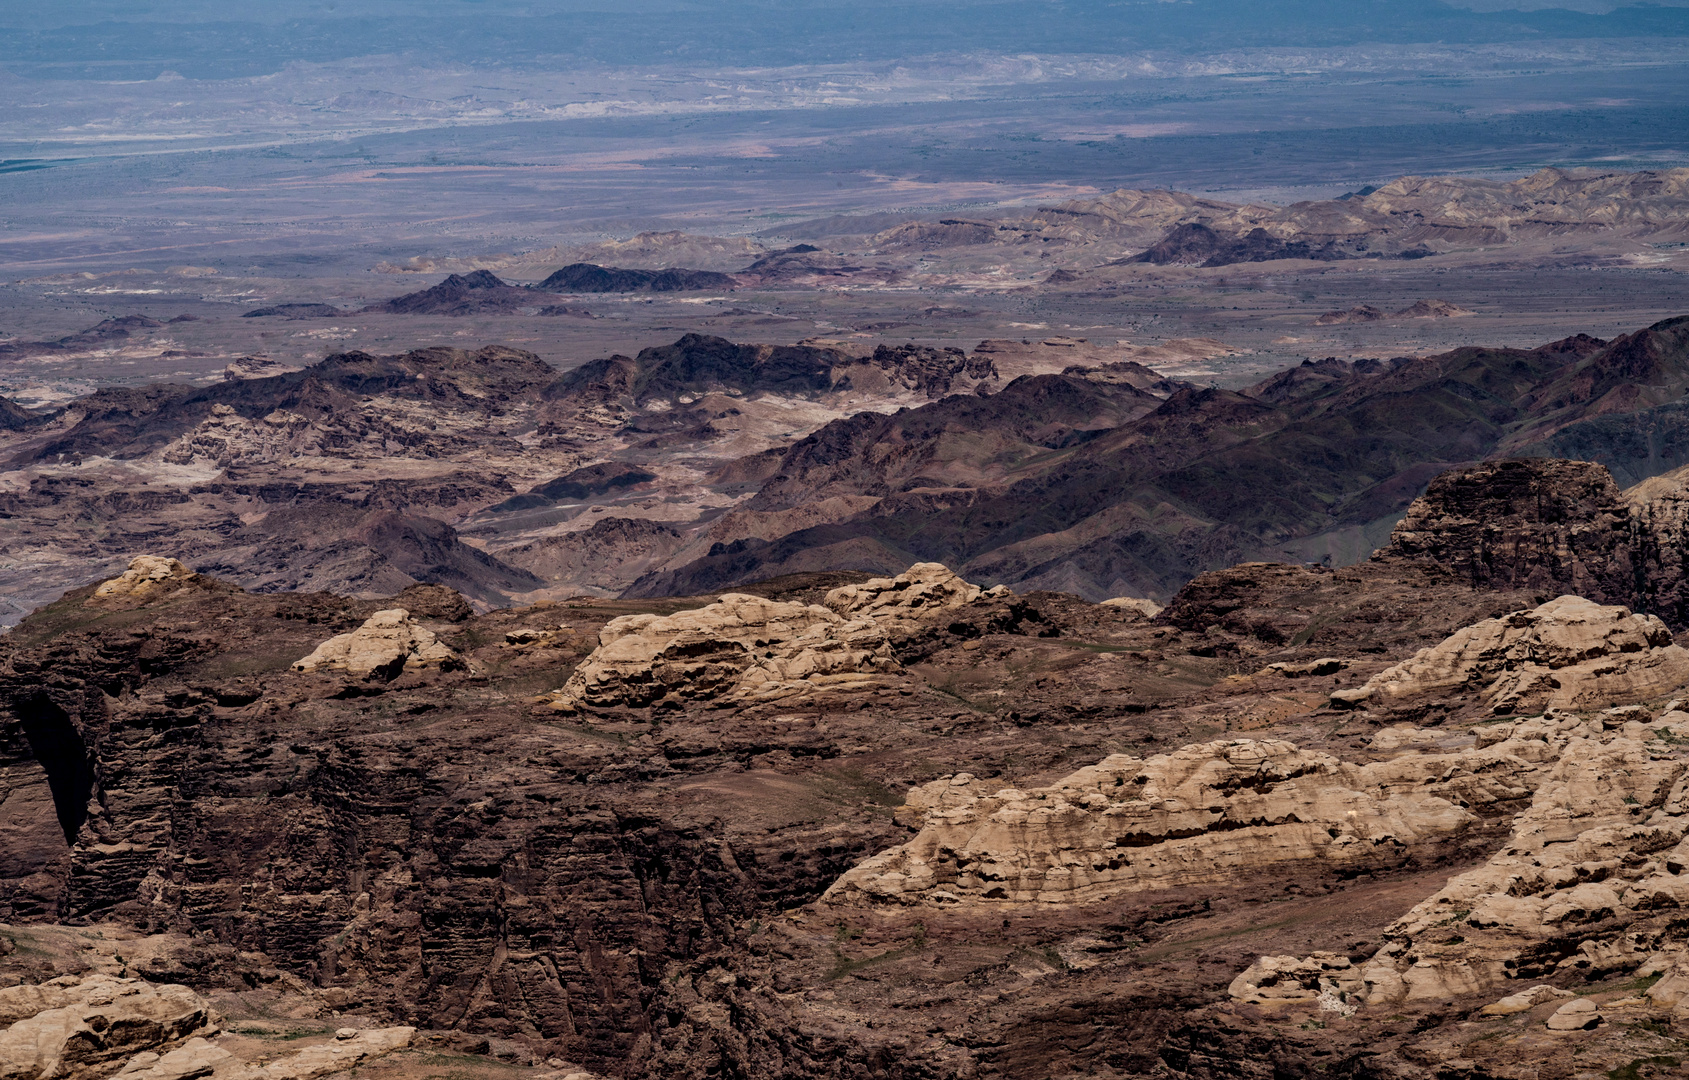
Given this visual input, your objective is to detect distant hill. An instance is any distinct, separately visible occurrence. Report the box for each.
[365,270,546,315]
[535,263,737,293]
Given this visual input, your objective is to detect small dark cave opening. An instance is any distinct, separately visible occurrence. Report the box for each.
[17,694,95,845]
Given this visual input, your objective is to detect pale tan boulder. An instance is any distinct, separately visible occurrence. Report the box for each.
[1646,961,1689,1022]
[291,609,458,677]
[548,594,898,711]
[1369,724,1446,752]
[0,974,216,1080]
[1478,984,1572,1016]
[824,737,1514,905]
[1263,657,1346,679]
[112,1038,235,1080]
[88,557,199,604]
[1545,998,1601,1030]
[1331,595,1689,714]
[1099,597,1163,618]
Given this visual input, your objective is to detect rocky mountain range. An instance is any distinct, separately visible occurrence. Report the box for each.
[889,167,1689,269]
[626,316,1689,602]
[9,317,1689,629]
[5,459,1689,1080]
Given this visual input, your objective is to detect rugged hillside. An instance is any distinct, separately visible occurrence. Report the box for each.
[366,270,576,315]
[7,467,1689,1080]
[8,318,1689,627]
[0,345,563,616]
[635,321,1689,601]
[0,332,1106,624]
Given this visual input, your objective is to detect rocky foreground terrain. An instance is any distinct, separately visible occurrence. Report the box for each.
[4,457,1689,1080]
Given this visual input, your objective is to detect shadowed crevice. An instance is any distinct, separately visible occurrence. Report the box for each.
[16,694,95,845]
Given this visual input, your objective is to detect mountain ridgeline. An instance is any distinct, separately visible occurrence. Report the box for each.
[626,317,1689,601]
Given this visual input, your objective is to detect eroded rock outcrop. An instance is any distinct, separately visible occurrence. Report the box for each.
[1330,595,1689,714]
[104,1026,416,1080]
[1227,954,1363,1015]
[0,974,216,1080]
[825,735,1555,905]
[88,558,199,605]
[291,608,459,678]
[1235,710,1689,1015]
[821,563,1011,633]
[547,594,898,711]
[549,564,1006,711]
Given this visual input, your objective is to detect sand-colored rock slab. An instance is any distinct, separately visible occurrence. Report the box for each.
[824,735,1553,905]
[108,1028,416,1080]
[1478,984,1572,1016]
[112,1038,235,1080]
[292,609,458,677]
[548,593,898,711]
[89,557,199,604]
[0,974,216,1080]
[1331,595,1689,713]
[244,1028,414,1080]
[1545,997,1601,1030]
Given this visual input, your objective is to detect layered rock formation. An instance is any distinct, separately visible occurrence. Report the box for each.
[1241,709,1689,1017]
[826,733,1543,905]
[0,967,421,1080]
[547,593,898,711]
[0,974,215,1080]
[1329,594,1689,714]
[88,558,201,605]
[15,450,1689,1080]
[550,564,1005,710]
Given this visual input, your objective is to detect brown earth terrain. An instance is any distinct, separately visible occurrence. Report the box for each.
[3,460,1689,1080]
[5,168,1689,1080]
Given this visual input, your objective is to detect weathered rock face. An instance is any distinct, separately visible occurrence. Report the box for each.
[824,735,1546,905]
[1331,594,1689,714]
[1382,459,1634,602]
[14,519,1689,1080]
[820,563,1010,632]
[1375,455,1689,631]
[1098,596,1163,618]
[290,608,460,678]
[1226,953,1363,1014]
[0,974,216,1080]
[1235,711,1689,1012]
[547,594,899,711]
[0,572,919,1079]
[88,558,203,606]
[549,564,1007,711]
